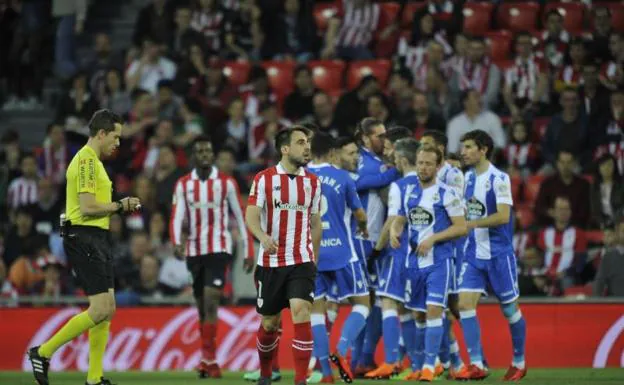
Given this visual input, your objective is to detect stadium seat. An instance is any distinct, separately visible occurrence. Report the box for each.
[485,30,513,62]
[524,174,545,205]
[381,2,400,22]
[510,174,523,203]
[497,2,540,32]
[544,2,586,35]
[585,230,604,244]
[346,59,391,89]
[261,61,296,97]
[515,204,535,229]
[222,61,251,87]
[401,2,427,28]
[564,284,593,297]
[308,60,346,93]
[313,1,339,32]
[463,2,494,36]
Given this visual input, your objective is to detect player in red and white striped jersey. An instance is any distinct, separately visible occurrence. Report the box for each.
[7,153,39,210]
[246,126,321,385]
[169,135,253,378]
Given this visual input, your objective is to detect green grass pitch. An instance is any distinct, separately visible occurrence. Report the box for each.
[1,369,623,385]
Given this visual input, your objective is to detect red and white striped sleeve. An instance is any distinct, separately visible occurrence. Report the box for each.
[226,177,255,259]
[169,178,187,247]
[247,171,266,208]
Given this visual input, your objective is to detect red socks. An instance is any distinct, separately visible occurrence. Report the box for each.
[292,322,313,383]
[272,328,282,371]
[201,322,217,362]
[257,325,280,378]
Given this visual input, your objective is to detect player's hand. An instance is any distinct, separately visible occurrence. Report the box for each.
[174,245,186,259]
[260,234,278,254]
[243,257,255,274]
[119,197,141,212]
[416,237,434,256]
[357,223,368,239]
[389,229,401,249]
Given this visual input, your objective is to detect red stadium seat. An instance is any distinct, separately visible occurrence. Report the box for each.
[346,59,392,89]
[585,230,605,244]
[510,174,523,204]
[308,60,346,93]
[515,205,535,229]
[485,30,513,61]
[314,1,339,32]
[261,61,296,97]
[381,2,401,22]
[532,117,550,142]
[401,2,427,28]
[327,88,343,104]
[497,2,540,32]
[463,2,494,35]
[222,61,251,87]
[544,2,586,35]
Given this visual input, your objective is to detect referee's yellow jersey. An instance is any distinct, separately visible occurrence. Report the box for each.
[65,145,112,230]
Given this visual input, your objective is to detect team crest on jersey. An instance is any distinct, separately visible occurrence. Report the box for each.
[466,197,486,218]
[380,164,387,172]
[408,207,434,227]
[432,193,441,203]
[484,180,492,191]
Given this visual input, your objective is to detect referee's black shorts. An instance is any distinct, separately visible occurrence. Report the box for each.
[254,262,316,316]
[64,225,114,296]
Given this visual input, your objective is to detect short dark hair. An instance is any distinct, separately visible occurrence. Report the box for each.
[157,79,173,90]
[192,135,212,149]
[394,138,420,165]
[334,136,357,149]
[545,8,563,20]
[556,148,576,161]
[294,64,311,79]
[421,130,448,149]
[0,129,19,144]
[311,131,334,158]
[358,74,378,89]
[131,88,149,102]
[417,146,444,166]
[88,109,123,137]
[447,152,461,162]
[460,129,495,159]
[385,126,412,144]
[355,117,383,143]
[46,121,65,134]
[275,126,311,158]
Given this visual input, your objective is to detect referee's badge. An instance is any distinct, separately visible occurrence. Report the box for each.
[257,298,264,308]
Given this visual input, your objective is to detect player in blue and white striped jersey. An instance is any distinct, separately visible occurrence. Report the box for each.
[307,132,371,384]
[389,144,468,381]
[456,130,527,381]
[420,130,466,374]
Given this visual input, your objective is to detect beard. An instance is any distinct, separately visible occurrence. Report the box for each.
[289,154,309,168]
[419,175,434,184]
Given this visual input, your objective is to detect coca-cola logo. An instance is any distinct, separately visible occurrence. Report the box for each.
[592,315,624,368]
[22,307,262,372]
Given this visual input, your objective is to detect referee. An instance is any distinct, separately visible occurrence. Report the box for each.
[28,109,141,385]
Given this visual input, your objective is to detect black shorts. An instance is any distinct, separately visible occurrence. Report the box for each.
[186,253,232,297]
[254,262,316,316]
[64,225,114,296]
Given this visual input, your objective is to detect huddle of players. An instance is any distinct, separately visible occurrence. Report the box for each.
[305,117,527,383]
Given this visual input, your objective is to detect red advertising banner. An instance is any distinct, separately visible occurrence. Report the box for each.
[0,303,622,371]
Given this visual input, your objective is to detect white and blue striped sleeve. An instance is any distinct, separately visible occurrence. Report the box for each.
[493,174,513,206]
[443,189,465,218]
[387,182,401,217]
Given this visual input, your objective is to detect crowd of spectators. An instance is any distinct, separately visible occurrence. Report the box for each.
[1,0,624,302]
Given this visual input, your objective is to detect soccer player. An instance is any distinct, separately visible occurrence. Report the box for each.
[246,127,322,385]
[456,130,527,381]
[169,135,254,378]
[420,130,466,375]
[28,110,141,385]
[308,132,370,384]
[390,143,468,382]
[363,127,412,379]
[351,118,401,376]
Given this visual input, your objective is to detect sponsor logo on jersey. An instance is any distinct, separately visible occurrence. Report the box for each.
[466,197,486,218]
[273,199,307,211]
[408,207,434,227]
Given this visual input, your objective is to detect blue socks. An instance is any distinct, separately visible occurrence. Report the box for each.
[449,334,464,370]
[351,328,365,370]
[337,305,369,357]
[438,317,451,366]
[400,315,418,371]
[459,310,484,368]
[311,314,333,377]
[424,318,444,371]
[361,303,382,367]
[413,321,426,371]
[382,309,400,364]
[502,303,526,369]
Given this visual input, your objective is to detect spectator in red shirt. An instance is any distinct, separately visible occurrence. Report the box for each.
[534,150,591,228]
[536,196,588,294]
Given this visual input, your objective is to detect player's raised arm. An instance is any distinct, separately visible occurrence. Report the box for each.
[468,175,513,230]
[355,166,401,192]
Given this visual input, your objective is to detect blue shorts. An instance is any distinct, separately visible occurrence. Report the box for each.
[404,258,452,312]
[376,252,407,303]
[457,255,519,304]
[315,261,369,302]
[353,238,376,288]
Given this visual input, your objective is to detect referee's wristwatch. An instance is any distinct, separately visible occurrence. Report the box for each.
[115,200,124,213]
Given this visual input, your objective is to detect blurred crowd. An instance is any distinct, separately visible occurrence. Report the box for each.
[1,0,624,302]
